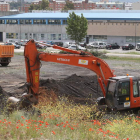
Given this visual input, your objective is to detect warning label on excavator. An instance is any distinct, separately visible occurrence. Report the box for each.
[35,72,39,83]
[35,76,38,83]
[124,102,130,107]
[78,59,88,65]
[35,72,38,75]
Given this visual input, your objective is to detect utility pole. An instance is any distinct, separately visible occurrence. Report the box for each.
[135,23,137,48]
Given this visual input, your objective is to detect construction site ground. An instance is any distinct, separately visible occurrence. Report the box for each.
[0,54,140,115]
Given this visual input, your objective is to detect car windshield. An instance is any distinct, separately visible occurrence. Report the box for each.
[71,46,76,48]
[137,44,140,47]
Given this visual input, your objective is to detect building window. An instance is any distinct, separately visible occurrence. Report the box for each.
[25,20,32,24]
[63,20,67,24]
[6,20,18,24]
[33,34,37,40]
[89,35,92,42]
[48,20,61,25]
[25,33,28,39]
[126,36,140,43]
[51,34,56,40]
[0,20,4,24]
[6,33,18,39]
[62,34,69,40]
[93,35,107,42]
[20,20,24,24]
[41,34,44,40]
[47,34,51,40]
[33,20,46,24]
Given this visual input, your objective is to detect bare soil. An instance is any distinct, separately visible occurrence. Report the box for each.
[0,54,140,112]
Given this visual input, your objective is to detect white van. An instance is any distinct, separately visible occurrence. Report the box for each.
[91,42,107,49]
[136,43,140,51]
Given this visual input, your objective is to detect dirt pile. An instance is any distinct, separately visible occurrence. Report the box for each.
[0,74,103,112]
[39,74,103,104]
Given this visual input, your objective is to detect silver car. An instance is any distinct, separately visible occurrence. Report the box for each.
[68,45,86,51]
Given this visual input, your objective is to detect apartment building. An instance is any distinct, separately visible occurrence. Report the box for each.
[0,2,10,11]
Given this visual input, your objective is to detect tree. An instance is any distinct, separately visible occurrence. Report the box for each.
[41,0,49,10]
[62,1,74,11]
[10,2,21,10]
[66,12,88,44]
[29,0,49,10]
[29,4,34,11]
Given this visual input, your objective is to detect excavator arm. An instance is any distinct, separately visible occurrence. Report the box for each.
[24,40,115,100]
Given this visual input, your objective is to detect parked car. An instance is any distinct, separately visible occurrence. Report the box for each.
[86,42,106,49]
[106,43,120,49]
[86,42,95,48]
[35,43,46,49]
[5,42,21,49]
[63,42,70,48]
[136,43,140,51]
[63,42,75,48]
[47,41,55,45]
[54,42,63,47]
[68,45,86,51]
[20,40,28,46]
[36,41,47,48]
[122,44,135,50]
[79,42,86,47]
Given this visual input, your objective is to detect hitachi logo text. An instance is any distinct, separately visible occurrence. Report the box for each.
[57,58,70,62]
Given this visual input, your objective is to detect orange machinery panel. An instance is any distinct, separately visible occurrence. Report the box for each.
[0,45,14,58]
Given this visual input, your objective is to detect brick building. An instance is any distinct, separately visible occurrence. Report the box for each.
[18,4,31,13]
[0,2,10,11]
[49,0,96,11]
[49,0,65,11]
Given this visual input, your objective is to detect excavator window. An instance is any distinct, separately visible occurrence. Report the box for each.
[118,82,130,96]
[106,81,117,107]
[133,81,139,97]
[118,82,130,103]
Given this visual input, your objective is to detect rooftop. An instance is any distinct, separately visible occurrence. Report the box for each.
[0,11,140,20]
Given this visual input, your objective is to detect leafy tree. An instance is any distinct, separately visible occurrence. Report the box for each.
[10,2,21,10]
[62,1,74,11]
[29,0,49,10]
[29,4,34,11]
[66,12,88,44]
[41,0,49,10]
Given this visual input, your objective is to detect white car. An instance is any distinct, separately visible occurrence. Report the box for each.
[87,42,107,49]
[68,45,86,51]
[20,40,28,46]
[136,43,140,51]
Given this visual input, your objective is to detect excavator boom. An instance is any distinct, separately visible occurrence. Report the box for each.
[24,40,115,100]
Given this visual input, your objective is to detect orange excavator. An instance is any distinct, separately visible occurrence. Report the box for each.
[24,40,140,111]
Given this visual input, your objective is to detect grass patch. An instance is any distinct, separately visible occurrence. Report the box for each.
[14,52,24,56]
[105,56,140,62]
[124,52,140,55]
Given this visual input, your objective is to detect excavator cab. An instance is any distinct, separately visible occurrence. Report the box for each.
[106,76,140,111]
